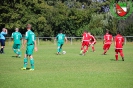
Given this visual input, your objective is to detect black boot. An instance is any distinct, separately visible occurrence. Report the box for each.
[122,57,124,61]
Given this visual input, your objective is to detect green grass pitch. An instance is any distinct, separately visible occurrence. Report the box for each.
[0,41,133,88]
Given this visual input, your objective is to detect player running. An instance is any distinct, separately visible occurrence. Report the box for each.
[114,31,124,61]
[80,30,89,55]
[21,24,38,71]
[88,33,96,52]
[0,28,8,54]
[11,28,22,57]
[102,30,113,55]
[56,30,67,55]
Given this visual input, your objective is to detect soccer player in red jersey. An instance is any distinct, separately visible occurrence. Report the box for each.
[114,31,124,61]
[102,30,113,55]
[80,30,89,55]
[88,33,96,52]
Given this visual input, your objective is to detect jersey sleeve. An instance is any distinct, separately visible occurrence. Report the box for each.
[64,34,66,38]
[11,33,14,38]
[1,32,7,36]
[20,33,22,39]
[25,32,28,40]
[56,35,58,39]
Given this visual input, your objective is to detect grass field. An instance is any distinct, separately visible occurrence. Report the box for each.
[0,41,133,88]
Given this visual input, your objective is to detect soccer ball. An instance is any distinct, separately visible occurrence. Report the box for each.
[62,51,66,54]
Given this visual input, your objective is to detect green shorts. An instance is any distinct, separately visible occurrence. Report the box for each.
[26,45,34,55]
[57,42,64,47]
[13,44,21,49]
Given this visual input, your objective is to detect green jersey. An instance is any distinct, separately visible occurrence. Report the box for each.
[56,33,65,43]
[11,32,22,44]
[25,30,36,45]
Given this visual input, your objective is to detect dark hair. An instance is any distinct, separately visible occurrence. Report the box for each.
[60,30,63,33]
[117,30,120,34]
[27,24,32,28]
[84,30,87,33]
[106,29,109,33]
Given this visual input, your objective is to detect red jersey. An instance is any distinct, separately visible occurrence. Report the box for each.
[82,32,89,41]
[104,33,113,44]
[89,35,96,43]
[115,34,124,49]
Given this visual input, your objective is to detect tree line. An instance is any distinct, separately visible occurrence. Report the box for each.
[0,0,133,37]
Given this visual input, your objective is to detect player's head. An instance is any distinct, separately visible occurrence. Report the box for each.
[117,30,120,34]
[84,30,87,33]
[106,29,109,33]
[60,30,63,33]
[15,28,19,32]
[2,28,7,32]
[88,32,91,35]
[26,24,32,30]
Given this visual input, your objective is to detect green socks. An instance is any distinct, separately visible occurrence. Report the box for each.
[13,49,21,56]
[13,49,17,54]
[30,59,34,69]
[17,49,21,56]
[57,46,60,52]
[23,58,34,69]
[23,58,28,68]
[57,46,62,53]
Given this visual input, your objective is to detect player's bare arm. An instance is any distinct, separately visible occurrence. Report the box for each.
[55,37,58,43]
[122,39,124,46]
[82,36,84,42]
[111,37,113,44]
[22,39,27,49]
[65,37,68,43]
[103,40,105,44]
[5,28,8,34]
[34,40,38,52]
[114,39,116,48]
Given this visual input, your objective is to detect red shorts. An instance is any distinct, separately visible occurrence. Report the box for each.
[115,49,123,53]
[90,42,96,45]
[103,44,111,50]
[82,41,89,47]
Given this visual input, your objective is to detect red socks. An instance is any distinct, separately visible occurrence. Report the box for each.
[103,50,107,54]
[92,46,95,52]
[115,54,118,61]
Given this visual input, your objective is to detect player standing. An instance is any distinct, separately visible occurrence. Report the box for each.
[80,30,89,55]
[0,28,8,54]
[21,24,37,71]
[114,31,124,61]
[88,33,96,52]
[11,28,22,57]
[56,30,67,55]
[102,30,113,55]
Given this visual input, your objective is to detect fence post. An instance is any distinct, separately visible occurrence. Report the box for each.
[8,37,11,45]
[71,37,72,45]
[38,37,39,46]
[22,38,23,45]
[125,37,126,45]
[54,37,56,45]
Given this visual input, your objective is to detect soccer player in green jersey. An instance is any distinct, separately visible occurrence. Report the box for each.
[21,24,37,71]
[11,28,22,57]
[56,30,67,55]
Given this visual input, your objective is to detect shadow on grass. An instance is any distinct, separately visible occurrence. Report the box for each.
[101,54,107,55]
[12,56,21,58]
[26,68,30,70]
[21,68,30,70]
[110,59,116,61]
[12,56,17,58]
